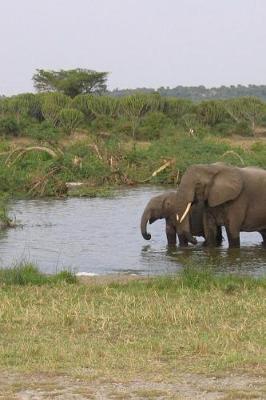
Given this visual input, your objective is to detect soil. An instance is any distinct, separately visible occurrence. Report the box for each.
[0,372,265,399]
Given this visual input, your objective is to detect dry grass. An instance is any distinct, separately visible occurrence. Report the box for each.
[0,271,264,381]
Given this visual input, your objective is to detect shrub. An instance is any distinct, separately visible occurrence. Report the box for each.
[0,116,20,136]
[162,98,195,123]
[231,121,253,136]
[87,95,119,118]
[90,115,115,132]
[41,93,71,127]
[71,94,94,121]
[0,194,13,227]
[212,122,234,137]
[25,121,61,142]
[138,111,174,139]
[119,94,157,137]
[58,108,84,134]
[179,113,201,134]
[7,93,43,121]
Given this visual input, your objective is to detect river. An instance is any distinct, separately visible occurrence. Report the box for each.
[0,186,265,276]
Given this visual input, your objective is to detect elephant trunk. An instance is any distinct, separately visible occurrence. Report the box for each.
[140,209,152,240]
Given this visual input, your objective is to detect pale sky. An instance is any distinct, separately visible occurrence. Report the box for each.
[1,0,266,95]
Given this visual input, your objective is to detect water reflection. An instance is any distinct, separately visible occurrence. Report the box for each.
[0,186,265,276]
[141,239,266,277]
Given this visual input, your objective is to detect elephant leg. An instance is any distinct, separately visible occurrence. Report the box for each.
[177,234,189,247]
[165,221,177,246]
[259,230,266,246]
[216,226,223,246]
[225,225,240,248]
[203,211,218,247]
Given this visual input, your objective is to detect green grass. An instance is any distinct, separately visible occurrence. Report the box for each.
[0,263,77,285]
[0,264,264,380]
[0,194,13,227]
[0,123,265,198]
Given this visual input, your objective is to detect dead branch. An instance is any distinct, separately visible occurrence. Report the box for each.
[151,160,173,177]
[28,167,60,195]
[5,146,59,167]
[4,148,22,166]
[220,150,245,165]
[140,159,175,183]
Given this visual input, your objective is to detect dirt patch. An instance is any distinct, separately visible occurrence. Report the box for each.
[0,372,265,399]
[219,135,266,150]
[10,137,35,147]
[77,273,148,286]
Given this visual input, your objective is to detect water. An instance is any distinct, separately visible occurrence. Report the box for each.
[0,186,265,276]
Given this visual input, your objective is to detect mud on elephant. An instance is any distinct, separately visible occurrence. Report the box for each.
[140,191,222,247]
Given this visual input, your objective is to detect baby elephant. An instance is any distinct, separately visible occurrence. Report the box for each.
[140,191,222,246]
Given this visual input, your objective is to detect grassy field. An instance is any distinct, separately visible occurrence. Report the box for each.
[0,265,265,383]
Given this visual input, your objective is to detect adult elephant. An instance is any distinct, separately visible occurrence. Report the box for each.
[175,163,266,247]
[140,191,222,246]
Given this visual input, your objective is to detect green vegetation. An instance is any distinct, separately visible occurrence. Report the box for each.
[33,68,108,97]
[111,84,266,101]
[0,263,77,285]
[0,88,266,198]
[0,194,13,227]
[0,264,264,379]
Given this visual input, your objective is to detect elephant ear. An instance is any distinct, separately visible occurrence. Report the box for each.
[162,192,176,215]
[208,168,243,207]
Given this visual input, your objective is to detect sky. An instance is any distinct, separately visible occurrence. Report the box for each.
[1,0,266,95]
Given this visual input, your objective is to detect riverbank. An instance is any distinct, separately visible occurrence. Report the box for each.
[1,92,266,202]
[0,265,265,398]
[1,127,266,201]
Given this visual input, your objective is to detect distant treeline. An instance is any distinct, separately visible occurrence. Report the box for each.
[110,85,266,102]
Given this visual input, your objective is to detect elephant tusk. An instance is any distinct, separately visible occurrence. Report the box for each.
[180,202,192,223]
[176,213,179,222]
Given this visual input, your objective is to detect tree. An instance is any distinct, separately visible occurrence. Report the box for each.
[119,94,158,138]
[87,96,119,118]
[224,97,266,135]
[33,68,108,98]
[197,100,226,126]
[41,93,70,127]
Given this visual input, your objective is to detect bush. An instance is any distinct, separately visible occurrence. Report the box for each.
[0,116,20,136]
[196,100,227,126]
[119,93,157,137]
[87,95,119,118]
[25,121,61,142]
[90,115,115,132]
[162,98,195,123]
[58,108,84,134]
[6,93,43,121]
[41,93,71,127]
[71,94,94,122]
[138,111,174,139]
[0,194,12,227]
[212,122,234,137]
[179,113,201,134]
[231,121,253,136]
